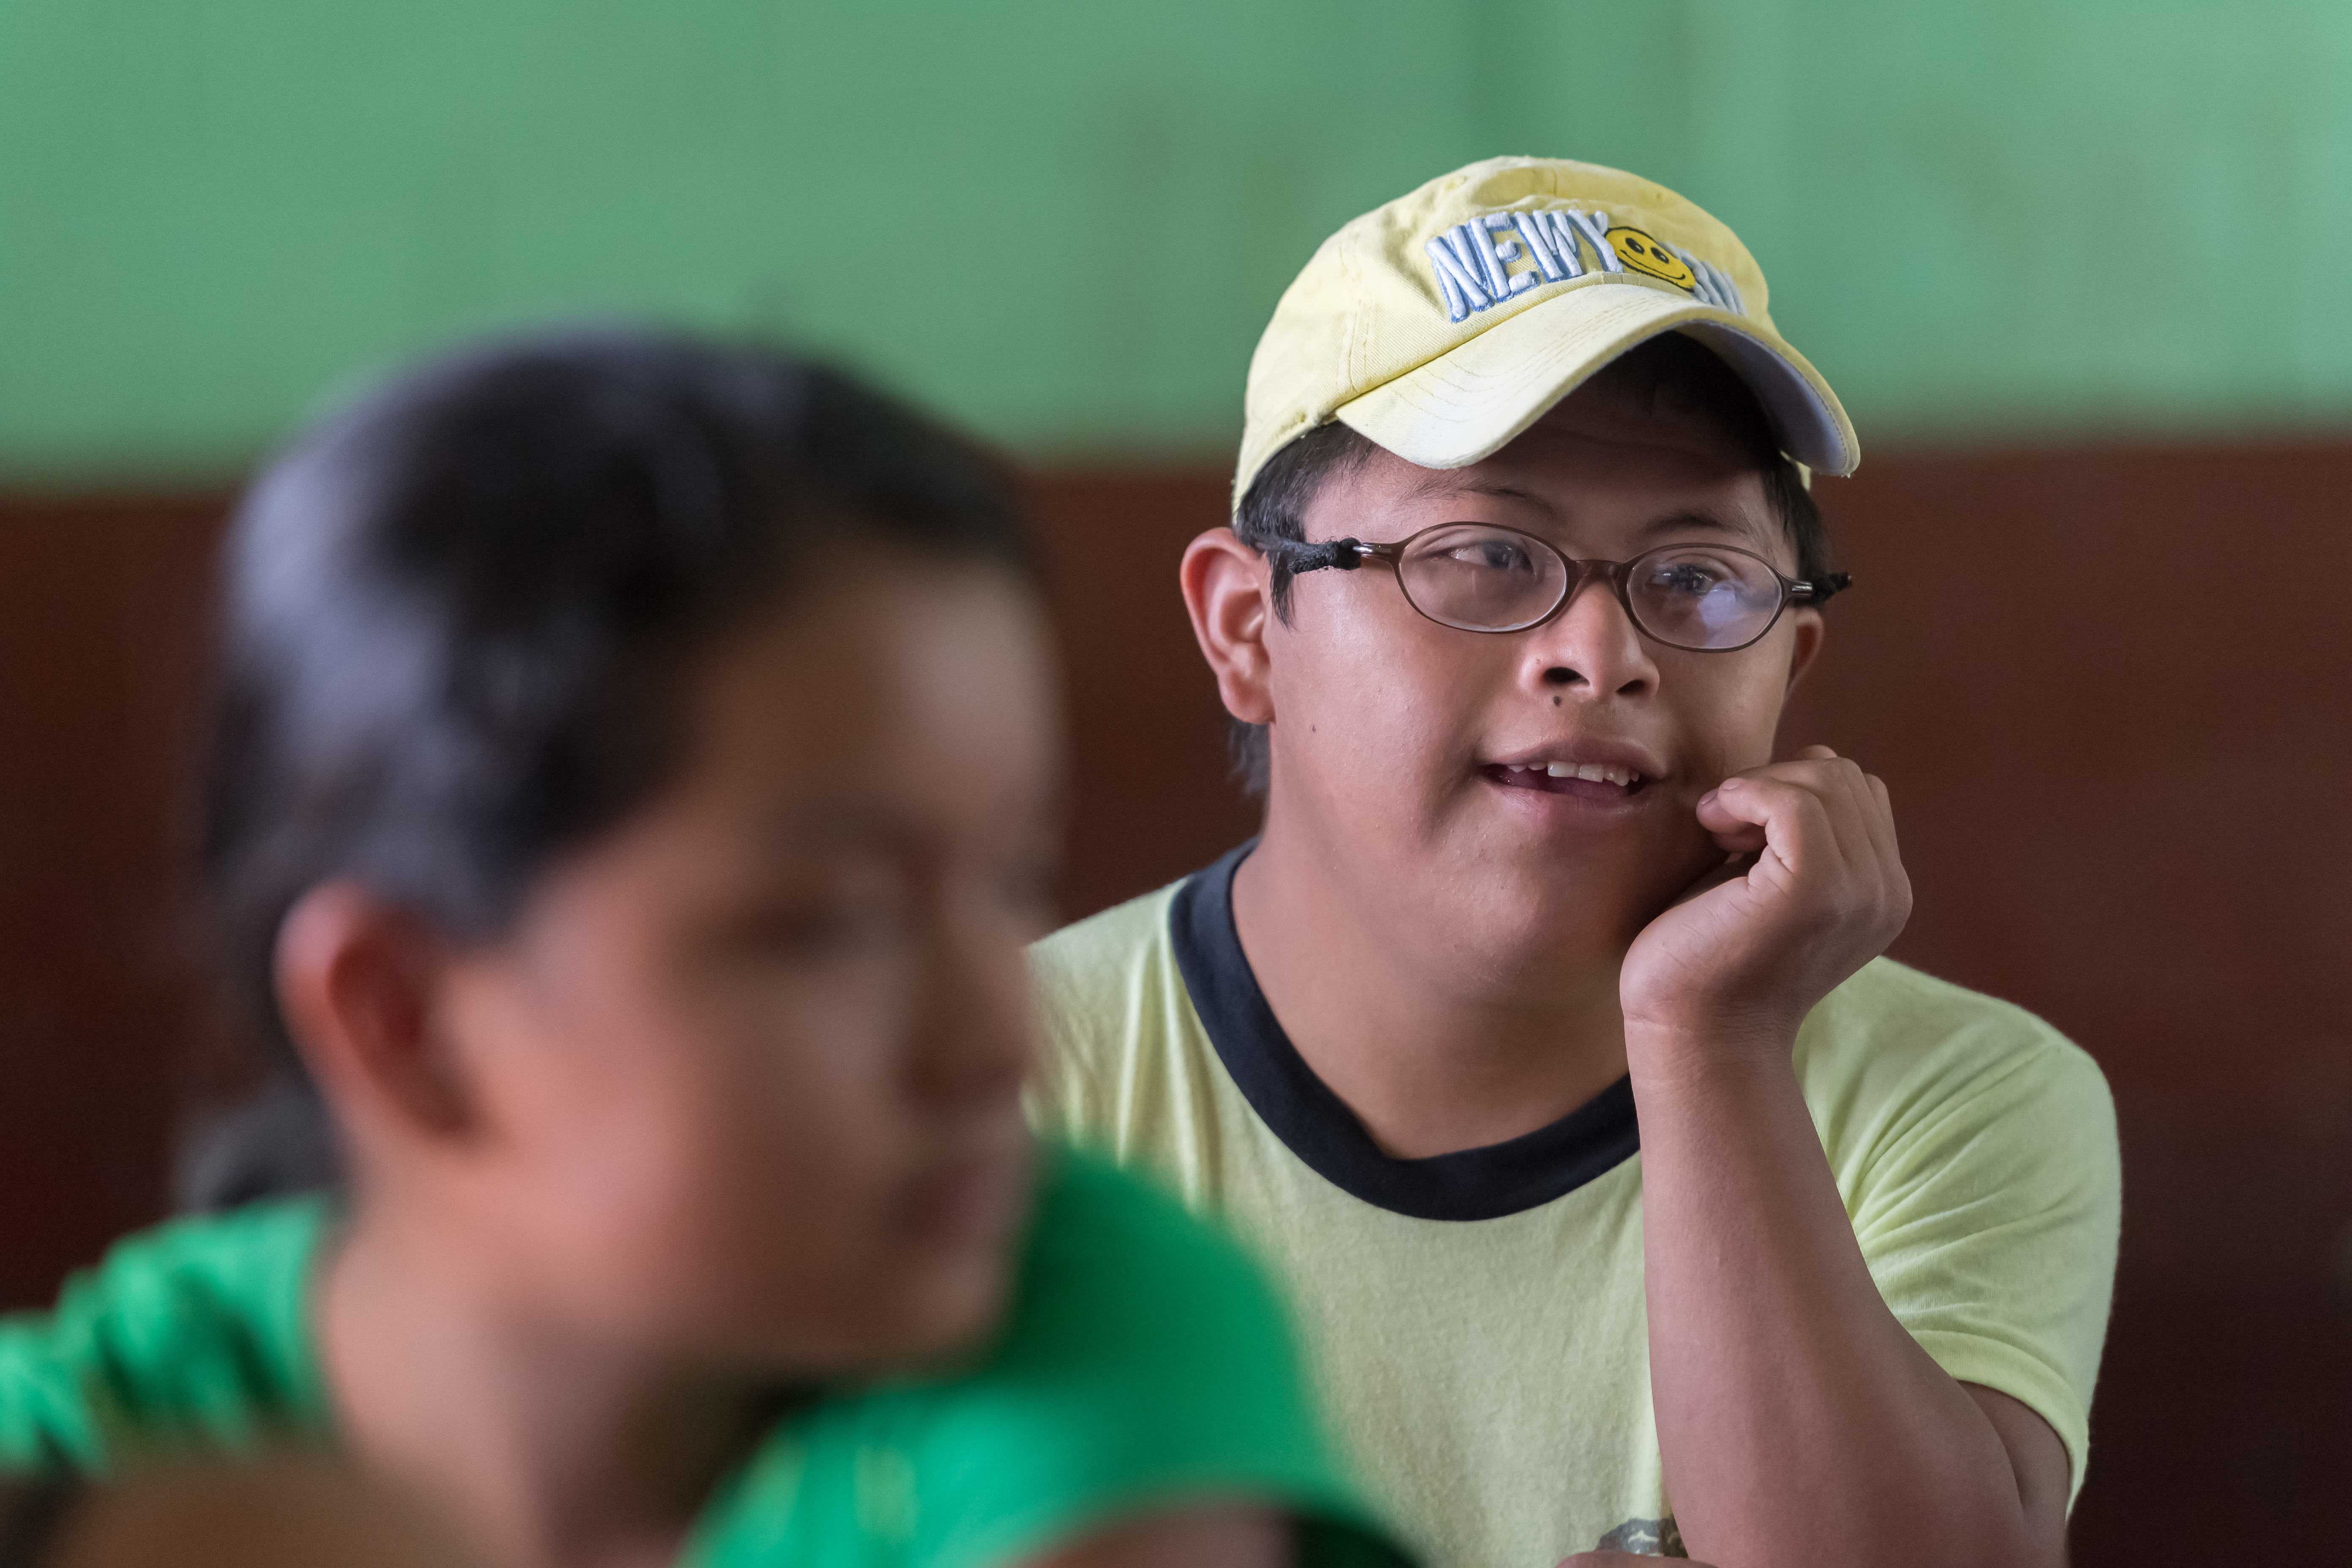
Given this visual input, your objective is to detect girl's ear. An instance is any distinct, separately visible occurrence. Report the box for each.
[274,883,475,1149]
[1179,528,1277,727]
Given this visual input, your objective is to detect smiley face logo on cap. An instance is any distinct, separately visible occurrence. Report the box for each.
[1606,227,1698,291]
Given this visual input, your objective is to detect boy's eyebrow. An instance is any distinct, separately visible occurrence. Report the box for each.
[1636,507,1772,544]
[1391,476,1780,554]
[1401,477,1771,536]
[1399,472,1554,509]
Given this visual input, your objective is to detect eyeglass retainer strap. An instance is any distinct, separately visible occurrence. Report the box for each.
[1271,537,1370,572]
[1798,571,1854,605]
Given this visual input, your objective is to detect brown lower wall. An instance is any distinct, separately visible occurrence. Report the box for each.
[4,442,2349,1560]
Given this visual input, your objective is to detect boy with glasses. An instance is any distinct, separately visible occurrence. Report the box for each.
[1029,158,2119,1568]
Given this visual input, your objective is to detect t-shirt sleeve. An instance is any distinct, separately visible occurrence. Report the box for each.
[0,1202,332,1474]
[1813,972,2121,1508]
[830,1150,1409,1568]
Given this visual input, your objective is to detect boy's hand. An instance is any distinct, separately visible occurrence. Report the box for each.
[1619,745,1910,1056]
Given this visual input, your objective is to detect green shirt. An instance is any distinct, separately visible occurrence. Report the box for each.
[1027,847,2123,1568]
[0,1149,1406,1568]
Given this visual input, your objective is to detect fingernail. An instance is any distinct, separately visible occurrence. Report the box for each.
[1699,789,1718,808]
[1718,777,1744,791]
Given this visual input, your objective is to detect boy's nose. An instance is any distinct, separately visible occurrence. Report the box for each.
[1521,574,1657,699]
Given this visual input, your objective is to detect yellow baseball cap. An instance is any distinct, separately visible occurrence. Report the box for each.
[1235,155,1859,512]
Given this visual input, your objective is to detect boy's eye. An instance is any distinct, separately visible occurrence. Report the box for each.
[1650,561,1726,596]
[1413,534,1538,577]
[1458,540,1533,573]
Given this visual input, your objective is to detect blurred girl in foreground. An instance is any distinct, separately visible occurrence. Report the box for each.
[0,334,1405,1568]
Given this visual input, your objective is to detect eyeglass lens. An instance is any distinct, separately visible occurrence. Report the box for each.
[1394,525,1788,650]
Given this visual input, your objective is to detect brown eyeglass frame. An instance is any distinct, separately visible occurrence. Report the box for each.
[1264,523,1851,653]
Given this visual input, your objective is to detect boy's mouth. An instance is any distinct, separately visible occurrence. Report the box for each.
[1481,760,1652,798]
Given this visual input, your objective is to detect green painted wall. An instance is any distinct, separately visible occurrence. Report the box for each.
[3,1,2349,478]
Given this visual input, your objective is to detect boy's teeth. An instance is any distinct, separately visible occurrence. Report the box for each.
[1539,761,1635,786]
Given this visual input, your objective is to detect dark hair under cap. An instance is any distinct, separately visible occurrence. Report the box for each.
[183,329,1034,1208]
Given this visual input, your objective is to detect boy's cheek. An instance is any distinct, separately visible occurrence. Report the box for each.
[1663,699,1778,795]
[1298,696,1491,827]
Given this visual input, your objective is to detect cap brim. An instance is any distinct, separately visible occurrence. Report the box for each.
[1332,280,1860,476]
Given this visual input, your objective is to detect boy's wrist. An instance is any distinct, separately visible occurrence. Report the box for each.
[1621,1015,1804,1095]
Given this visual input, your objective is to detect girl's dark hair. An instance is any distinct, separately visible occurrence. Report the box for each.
[1225,332,1835,795]
[182,329,1034,1208]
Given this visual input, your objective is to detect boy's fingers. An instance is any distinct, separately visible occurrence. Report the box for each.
[1784,757,1872,869]
[1859,769,1903,874]
[1809,755,1900,884]
[1697,771,1849,882]
[1809,761,1906,918]
[1704,821,1770,854]
[1701,748,1902,892]
[1692,778,1770,849]
[1771,750,1892,876]
[1693,787,1769,851]
[1668,849,1757,907]
[1827,758,1892,871]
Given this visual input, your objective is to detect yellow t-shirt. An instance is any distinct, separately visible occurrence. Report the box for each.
[1027,845,2121,1568]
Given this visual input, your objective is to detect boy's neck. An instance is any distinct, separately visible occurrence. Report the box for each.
[319,1199,775,1568]
[1230,826,1632,1160]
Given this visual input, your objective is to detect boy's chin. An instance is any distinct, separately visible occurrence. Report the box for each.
[1482,921,1646,987]
[1486,825,1718,919]
[1452,860,1670,956]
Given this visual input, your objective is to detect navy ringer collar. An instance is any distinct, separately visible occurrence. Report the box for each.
[1168,842,1640,1223]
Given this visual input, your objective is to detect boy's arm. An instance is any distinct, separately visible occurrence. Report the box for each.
[1620,747,2076,1568]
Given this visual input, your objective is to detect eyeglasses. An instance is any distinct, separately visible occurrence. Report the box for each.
[1264,523,1851,653]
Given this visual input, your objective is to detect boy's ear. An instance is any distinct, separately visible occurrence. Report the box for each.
[274,882,475,1148]
[1783,608,1826,694]
[1179,528,1277,726]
